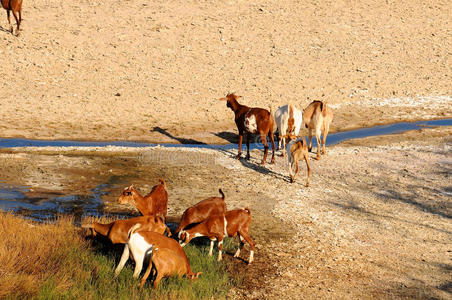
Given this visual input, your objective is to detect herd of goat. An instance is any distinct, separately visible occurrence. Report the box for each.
[82,94,333,288]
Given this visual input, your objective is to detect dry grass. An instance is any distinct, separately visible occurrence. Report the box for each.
[0,212,88,298]
[0,212,232,299]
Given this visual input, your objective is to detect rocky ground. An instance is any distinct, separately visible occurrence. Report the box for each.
[0,126,450,299]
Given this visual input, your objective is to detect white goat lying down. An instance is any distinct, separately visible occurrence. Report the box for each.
[274,104,303,156]
[286,135,311,187]
[302,100,334,160]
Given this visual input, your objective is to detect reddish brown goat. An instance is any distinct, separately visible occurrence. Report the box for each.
[220,93,275,165]
[1,0,22,35]
[81,215,170,277]
[126,225,202,288]
[175,189,226,237]
[118,179,168,220]
[179,208,256,264]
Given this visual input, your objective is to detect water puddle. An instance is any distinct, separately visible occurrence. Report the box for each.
[0,182,121,222]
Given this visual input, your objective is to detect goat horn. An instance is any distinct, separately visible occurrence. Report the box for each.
[219,97,227,101]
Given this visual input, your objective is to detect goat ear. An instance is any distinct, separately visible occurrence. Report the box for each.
[219,97,227,101]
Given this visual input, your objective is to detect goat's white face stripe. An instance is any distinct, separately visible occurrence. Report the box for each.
[245,114,258,133]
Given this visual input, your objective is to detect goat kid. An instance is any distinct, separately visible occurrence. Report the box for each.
[179,208,256,264]
[175,189,226,237]
[274,104,303,156]
[302,100,334,160]
[127,224,201,288]
[284,134,311,186]
[1,0,22,35]
[118,179,168,219]
[220,93,275,165]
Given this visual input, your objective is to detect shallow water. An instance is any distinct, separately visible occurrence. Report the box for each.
[0,118,450,150]
[0,182,115,222]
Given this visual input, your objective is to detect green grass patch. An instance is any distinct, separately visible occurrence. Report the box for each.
[0,213,234,299]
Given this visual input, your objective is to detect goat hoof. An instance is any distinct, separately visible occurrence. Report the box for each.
[315,156,321,160]
[259,161,265,165]
[270,159,275,164]
[305,183,309,187]
[245,155,250,160]
[308,147,312,152]
[234,154,241,160]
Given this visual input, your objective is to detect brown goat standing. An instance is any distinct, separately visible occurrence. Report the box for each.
[126,225,202,288]
[220,93,275,165]
[1,0,22,35]
[81,215,170,277]
[285,135,311,186]
[175,189,226,237]
[118,179,168,220]
[302,100,334,160]
[179,208,256,264]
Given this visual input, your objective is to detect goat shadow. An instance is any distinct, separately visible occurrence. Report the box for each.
[212,131,239,144]
[216,145,289,182]
[151,126,206,145]
[0,25,12,33]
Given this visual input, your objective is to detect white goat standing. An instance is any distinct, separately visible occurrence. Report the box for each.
[274,104,303,156]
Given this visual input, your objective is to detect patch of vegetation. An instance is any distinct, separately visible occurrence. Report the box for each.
[0,212,233,299]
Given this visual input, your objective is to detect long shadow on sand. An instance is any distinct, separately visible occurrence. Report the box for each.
[152,127,206,145]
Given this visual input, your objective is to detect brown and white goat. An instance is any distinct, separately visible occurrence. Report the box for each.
[127,224,202,288]
[175,189,226,237]
[220,93,275,165]
[285,135,311,186]
[81,215,170,277]
[118,179,168,220]
[1,0,22,35]
[274,104,303,156]
[302,100,334,160]
[179,208,256,264]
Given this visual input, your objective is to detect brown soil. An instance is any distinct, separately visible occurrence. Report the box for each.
[0,126,450,299]
[0,0,450,144]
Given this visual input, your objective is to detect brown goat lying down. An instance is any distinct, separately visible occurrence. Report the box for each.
[179,208,256,264]
[302,100,334,160]
[220,93,275,165]
[1,0,22,35]
[175,189,226,237]
[118,179,168,219]
[81,215,170,277]
[127,224,202,288]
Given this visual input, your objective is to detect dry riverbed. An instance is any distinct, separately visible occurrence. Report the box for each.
[0,127,451,299]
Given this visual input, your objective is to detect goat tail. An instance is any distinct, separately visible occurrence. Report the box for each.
[159,179,166,188]
[243,207,251,215]
[219,188,225,199]
[81,223,93,229]
[128,223,142,242]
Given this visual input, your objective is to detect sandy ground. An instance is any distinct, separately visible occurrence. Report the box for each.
[0,0,451,298]
[0,0,451,143]
[0,126,451,299]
